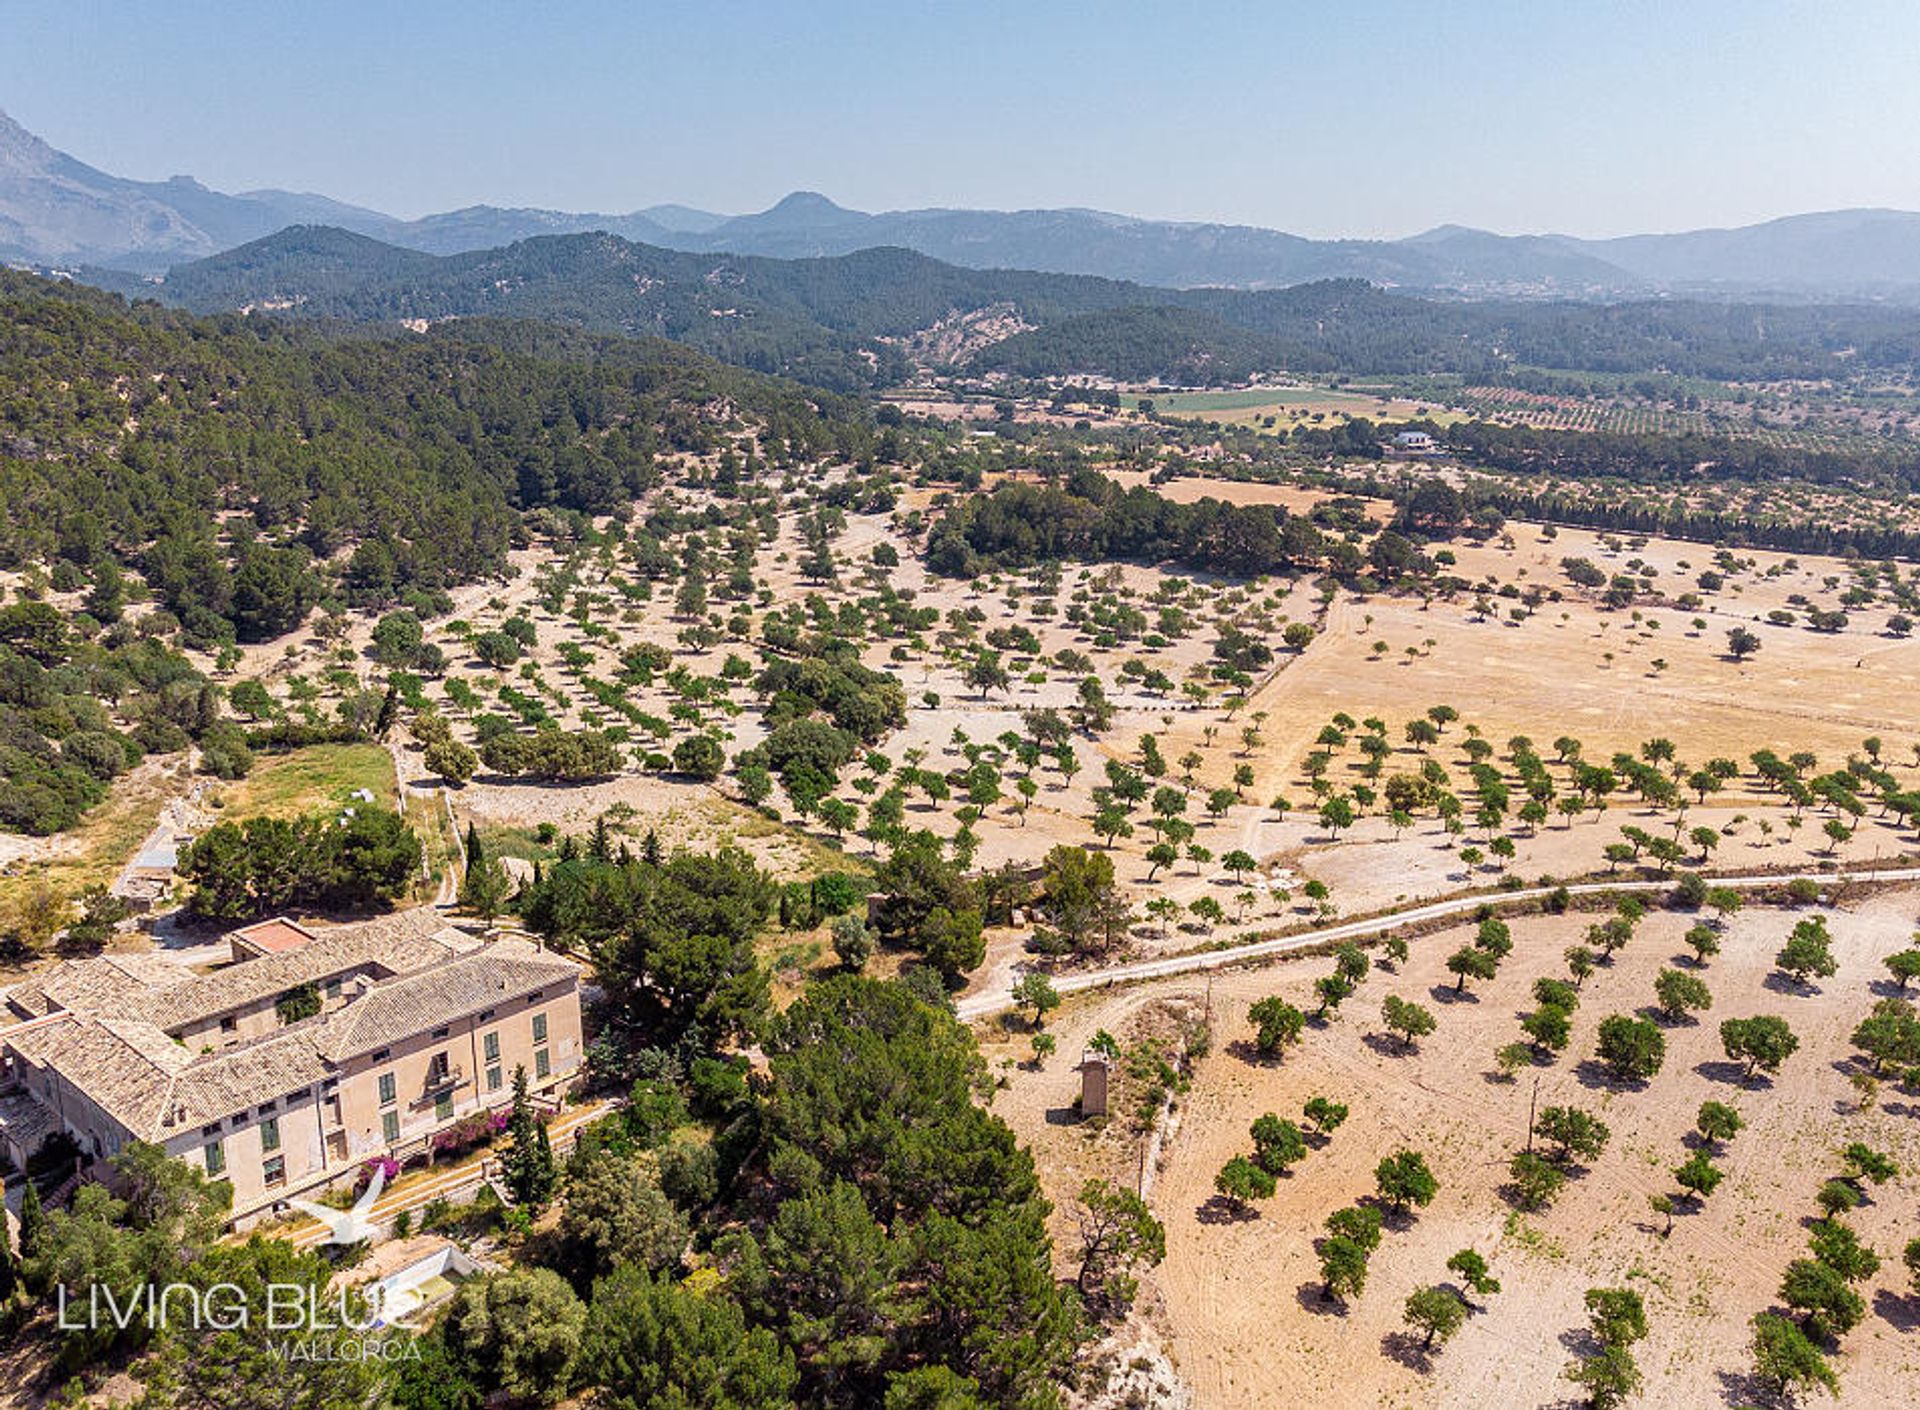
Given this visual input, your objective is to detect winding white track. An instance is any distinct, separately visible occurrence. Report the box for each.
[956,866,1920,1019]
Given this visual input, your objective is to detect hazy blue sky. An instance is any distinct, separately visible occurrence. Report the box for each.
[5,0,1917,237]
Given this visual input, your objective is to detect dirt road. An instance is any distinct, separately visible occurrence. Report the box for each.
[957,864,1920,1019]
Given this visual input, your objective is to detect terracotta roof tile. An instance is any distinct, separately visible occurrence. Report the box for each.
[1,918,579,1142]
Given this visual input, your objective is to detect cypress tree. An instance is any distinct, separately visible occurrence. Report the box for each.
[503,1067,556,1211]
[458,823,507,919]
[373,684,400,740]
[17,1181,46,1294]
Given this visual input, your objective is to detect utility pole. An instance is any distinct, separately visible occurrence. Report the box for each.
[1524,1072,1540,1154]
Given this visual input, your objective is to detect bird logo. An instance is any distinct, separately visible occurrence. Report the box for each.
[288,1164,387,1246]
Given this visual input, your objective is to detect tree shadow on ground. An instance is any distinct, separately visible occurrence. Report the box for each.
[1712,1368,1771,1407]
[1379,1330,1435,1374]
[1361,1031,1418,1059]
[1194,1195,1257,1226]
[1572,1059,1649,1092]
[1762,971,1819,998]
[1557,1325,1601,1359]
[1874,1288,1920,1333]
[1294,1282,1349,1318]
[1495,1182,1553,1215]
[1693,1060,1766,1089]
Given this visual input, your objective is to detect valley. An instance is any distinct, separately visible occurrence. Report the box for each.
[4,37,1920,1405]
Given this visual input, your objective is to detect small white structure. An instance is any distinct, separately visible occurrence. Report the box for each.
[369,1243,485,1326]
[1393,429,1436,452]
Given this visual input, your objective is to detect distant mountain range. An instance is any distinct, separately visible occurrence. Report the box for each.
[9,107,1920,299]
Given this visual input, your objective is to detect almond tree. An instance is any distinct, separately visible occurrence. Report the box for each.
[1403,1286,1467,1351]
[1654,968,1712,1022]
[1695,1100,1744,1149]
[1445,1248,1501,1307]
[1381,995,1438,1052]
[1721,1015,1798,1082]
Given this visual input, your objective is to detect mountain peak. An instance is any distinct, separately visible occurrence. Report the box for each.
[1402,223,1483,243]
[729,191,869,231]
[767,190,850,215]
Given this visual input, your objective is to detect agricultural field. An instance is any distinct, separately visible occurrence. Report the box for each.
[991,889,1920,1408]
[1124,385,1460,434]
[1436,382,1920,454]
[8,316,1920,1410]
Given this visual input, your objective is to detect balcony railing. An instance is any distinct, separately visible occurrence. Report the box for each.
[411,1064,466,1105]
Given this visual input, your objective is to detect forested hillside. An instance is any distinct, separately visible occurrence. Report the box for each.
[0,268,876,640]
[0,269,890,832]
[111,227,1144,391]
[987,281,1920,383]
[105,227,1920,389]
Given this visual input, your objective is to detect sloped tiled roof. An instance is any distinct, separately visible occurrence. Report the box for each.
[1,908,479,1035]
[0,1080,60,1151]
[5,1014,191,1139]
[146,909,477,1030]
[2,926,580,1140]
[230,918,318,956]
[319,940,580,1061]
[5,951,195,1021]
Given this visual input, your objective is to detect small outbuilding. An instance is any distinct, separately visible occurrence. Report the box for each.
[1075,1050,1111,1118]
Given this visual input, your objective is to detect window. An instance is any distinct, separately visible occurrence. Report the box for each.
[478,1008,496,1022]
[259,1117,281,1153]
[532,1013,548,1044]
[427,1052,451,1085]
[535,1048,551,1080]
[377,1073,396,1106]
[258,1099,277,1114]
[263,1155,285,1187]
[219,1016,237,1033]
[200,1121,222,1137]
[371,1047,391,1063]
[434,1091,454,1122]
[381,1110,400,1144]
[486,1066,502,1093]
[203,1140,226,1176]
[483,1032,500,1063]
[431,1026,450,1040]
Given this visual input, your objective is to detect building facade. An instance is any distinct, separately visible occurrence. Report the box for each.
[0,908,583,1223]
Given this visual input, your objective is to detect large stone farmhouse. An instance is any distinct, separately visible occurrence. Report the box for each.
[0,909,583,1223]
